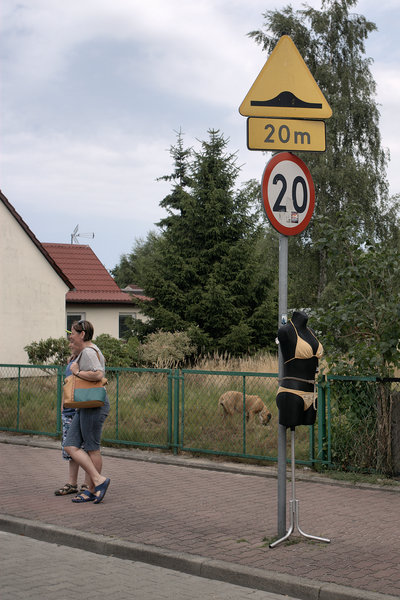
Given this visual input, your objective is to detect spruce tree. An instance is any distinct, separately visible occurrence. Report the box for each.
[125,129,277,354]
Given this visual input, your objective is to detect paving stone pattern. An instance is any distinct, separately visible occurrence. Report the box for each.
[0,531,300,600]
[1,443,400,598]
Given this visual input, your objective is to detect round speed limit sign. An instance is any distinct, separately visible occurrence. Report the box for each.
[261,152,315,236]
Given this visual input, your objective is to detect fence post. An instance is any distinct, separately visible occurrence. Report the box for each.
[115,371,120,440]
[309,423,315,463]
[167,369,173,447]
[173,369,180,455]
[242,375,246,455]
[17,366,21,432]
[317,375,327,462]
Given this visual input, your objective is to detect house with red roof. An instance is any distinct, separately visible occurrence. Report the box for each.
[1,191,72,363]
[0,190,147,364]
[43,243,148,339]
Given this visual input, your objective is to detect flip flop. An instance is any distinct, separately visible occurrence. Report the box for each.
[71,489,96,503]
[93,478,110,504]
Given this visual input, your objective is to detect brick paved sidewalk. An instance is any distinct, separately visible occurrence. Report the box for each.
[1,439,399,599]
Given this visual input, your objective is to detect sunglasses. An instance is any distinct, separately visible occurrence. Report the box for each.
[67,320,86,334]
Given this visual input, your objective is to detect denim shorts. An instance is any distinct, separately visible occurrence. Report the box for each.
[64,399,110,452]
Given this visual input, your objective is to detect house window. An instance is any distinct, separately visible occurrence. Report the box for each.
[66,313,85,334]
[119,313,137,339]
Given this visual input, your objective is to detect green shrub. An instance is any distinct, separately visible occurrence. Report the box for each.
[94,334,140,367]
[24,337,69,365]
[140,330,196,368]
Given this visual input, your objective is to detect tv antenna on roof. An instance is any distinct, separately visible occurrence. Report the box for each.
[70,224,95,244]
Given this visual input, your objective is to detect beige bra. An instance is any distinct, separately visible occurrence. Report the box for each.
[284,320,323,363]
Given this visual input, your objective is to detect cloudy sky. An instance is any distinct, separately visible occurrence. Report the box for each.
[1,0,399,271]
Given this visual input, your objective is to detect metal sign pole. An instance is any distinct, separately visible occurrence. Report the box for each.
[277,233,288,536]
[239,34,332,545]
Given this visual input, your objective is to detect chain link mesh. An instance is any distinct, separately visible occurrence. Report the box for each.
[327,376,400,474]
[102,369,172,448]
[0,365,61,435]
[8,364,399,471]
[179,370,311,462]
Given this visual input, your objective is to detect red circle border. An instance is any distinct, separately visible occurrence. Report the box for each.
[261,152,315,236]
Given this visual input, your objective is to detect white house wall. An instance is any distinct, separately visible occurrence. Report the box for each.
[0,202,69,364]
[66,303,148,339]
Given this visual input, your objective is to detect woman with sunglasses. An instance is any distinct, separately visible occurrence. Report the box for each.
[64,320,111,504]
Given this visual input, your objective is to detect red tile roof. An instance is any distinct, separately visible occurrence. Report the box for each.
[42,243,134,304]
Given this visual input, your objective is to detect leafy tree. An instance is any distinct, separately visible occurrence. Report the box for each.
[24,337,70,365]
[248,0,390,305]
[315,236,400,473]
[249,0,400,366]
[125,129,278,354]
[316,239,400,376]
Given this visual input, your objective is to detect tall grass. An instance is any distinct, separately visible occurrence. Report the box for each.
[0,372,59,434]
[193,351,278,373]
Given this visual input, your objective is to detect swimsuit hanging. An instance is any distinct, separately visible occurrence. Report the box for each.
[284,320,323,363]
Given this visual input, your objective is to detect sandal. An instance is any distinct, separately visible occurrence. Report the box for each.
[93,478,110,504]
[54,483,78,496]
[79,483,89,492]
[72,490,96,503]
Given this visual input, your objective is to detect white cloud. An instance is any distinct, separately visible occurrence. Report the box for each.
[1,0,400,269]
[1,128,172,217]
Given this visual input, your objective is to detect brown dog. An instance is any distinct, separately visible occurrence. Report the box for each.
[219,391,272,425]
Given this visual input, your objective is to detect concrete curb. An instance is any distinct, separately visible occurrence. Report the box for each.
[1,514,398,600]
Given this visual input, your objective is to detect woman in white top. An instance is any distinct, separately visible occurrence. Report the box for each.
[64,320,111,504]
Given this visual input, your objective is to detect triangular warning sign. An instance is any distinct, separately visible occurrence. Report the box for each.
[239,35,332,119]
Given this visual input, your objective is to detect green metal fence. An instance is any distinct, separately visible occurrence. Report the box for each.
[325,375,378,470]
[1,364,397,472]
[102,367,174,450]
[0,364,63,438]
[0,363,307,463]
[0,364,174,450]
